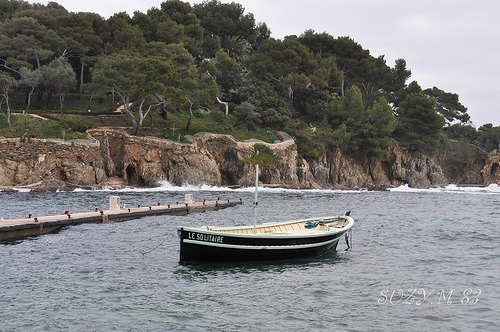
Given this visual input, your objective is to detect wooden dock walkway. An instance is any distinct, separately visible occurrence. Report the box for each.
[0,195,244,241]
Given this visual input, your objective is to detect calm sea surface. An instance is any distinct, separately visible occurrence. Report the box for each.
[1,184,499,331]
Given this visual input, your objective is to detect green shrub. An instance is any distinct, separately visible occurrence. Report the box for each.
[296,154,304,167]
[284,120,325,161]
[209,110,225,123]
[65,117,93,132]
[244,143,278,170]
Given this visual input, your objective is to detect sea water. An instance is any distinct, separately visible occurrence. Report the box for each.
[1,183,499,331]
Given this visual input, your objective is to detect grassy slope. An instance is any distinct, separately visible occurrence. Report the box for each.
[0,94,276,143]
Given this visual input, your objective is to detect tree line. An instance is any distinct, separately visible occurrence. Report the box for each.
[0,0,498,158]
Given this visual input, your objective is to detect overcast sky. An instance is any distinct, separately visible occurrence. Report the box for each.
[30,0,500,127]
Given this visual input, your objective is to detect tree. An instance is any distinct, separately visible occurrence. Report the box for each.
[89,52,175,135]
[0,16,63,71]
[222,36,251,62]
[135,1,203,57]
[180,71,219,132]
[363,97,397,160]
[0,71,17,127]
[424,86,469,124]
[213,49,236,78]
[384,58,411,106]
[298,31,392,101]
[330,84,365,129]
[392,80,423,117]
[19,67,43,114]
[106,13,146,53]
[142,42,197,78]
[196,49,236,118]
[323,36,373,97]
[296,30,335,56]
[314,55,343,94]
[253,22,271,50]
[12,1,68,31]
[331,86,362,145]
[141,42,199,121]
[40,56,77,115]
[193,0,256,57]
[240,79,291,128]
[246,38,316,81]
[326,86,396,159]
[56,12,105,98]
[444,123,479,144]
[292,87,330,119]
[197,49,236,95]
[0,0,31,21]
[477,124,500,152]
[393,91,448,156]
[159,0,203,56]
[283,120,325,160]
[234,101,261,127]
[245,38,321,122]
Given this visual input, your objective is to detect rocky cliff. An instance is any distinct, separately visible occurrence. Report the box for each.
[0,137,105,191]
[1,129,498,191]
[436,139,500,185]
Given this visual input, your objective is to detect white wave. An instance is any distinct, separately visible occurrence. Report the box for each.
[70,179,237,193]
[65,178,500,195]
[11,188,32,193]
[68,179,370,194]
[131,179,371,194]
[250,186,368,194]
[72,187,91,192]
[389,183,500,194]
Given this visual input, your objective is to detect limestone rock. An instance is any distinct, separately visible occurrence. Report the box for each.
[1,130,498,191]
[0,138,105,190]
[482,155,500,185]
[436,140,489,185]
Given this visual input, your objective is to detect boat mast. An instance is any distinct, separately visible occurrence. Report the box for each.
[253,165,259,234]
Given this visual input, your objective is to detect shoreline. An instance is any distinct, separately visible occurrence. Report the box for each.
[2,130,498,194]
[1,181,497,193]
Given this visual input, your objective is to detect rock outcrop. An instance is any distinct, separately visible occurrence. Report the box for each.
[1,129,498,191]
[436,140,498,185]
[299,139,448,190]
[0,137,105,191]
[483,155,500,184]
[86,129,306,188]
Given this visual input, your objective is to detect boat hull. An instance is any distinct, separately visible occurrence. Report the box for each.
[177,217,353,264]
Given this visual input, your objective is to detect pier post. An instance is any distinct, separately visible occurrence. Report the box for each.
[185,194,194,204]
[109,196,121,210]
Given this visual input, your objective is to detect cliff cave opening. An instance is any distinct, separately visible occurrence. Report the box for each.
[126,165,146,187]
[491,163,499,177]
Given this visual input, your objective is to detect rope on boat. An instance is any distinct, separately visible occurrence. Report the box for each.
[305,221,320,229]
[344,228,352,250]
[141,231,172,256]
[304,218,341,229]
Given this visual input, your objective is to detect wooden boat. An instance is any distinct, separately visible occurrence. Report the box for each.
[177,215,354,264]
[176,165,354,264]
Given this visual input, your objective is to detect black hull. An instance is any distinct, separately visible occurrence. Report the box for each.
[178,227,345,264]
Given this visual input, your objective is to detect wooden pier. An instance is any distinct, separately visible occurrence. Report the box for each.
[0,195,244,241]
